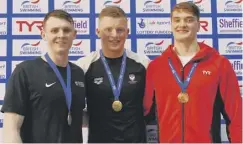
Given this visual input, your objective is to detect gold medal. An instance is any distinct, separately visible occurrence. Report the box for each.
[112,100,123,112]
[178,92,189,103]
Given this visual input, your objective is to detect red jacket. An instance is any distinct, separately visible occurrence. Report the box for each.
[144,43,242,143]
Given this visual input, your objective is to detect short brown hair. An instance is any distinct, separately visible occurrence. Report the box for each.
[171,2,200,20]
[43,9,74,28]
[99,6,127,19]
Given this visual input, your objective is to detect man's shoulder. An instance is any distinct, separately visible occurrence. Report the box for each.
[75,51,100,74]
[9,58,43,84]
[69,62,85,75]
[215,54,232,68]
[15,57,42,71]
[126,49,151,69]
[76,51,100,62]
[149,54,166,68]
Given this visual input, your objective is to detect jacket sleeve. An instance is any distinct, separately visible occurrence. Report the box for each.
[219,58,242,143]
[144,61,155,116]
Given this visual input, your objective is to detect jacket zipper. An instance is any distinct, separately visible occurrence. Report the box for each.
[181,67,185,143]
[181,61,195,143]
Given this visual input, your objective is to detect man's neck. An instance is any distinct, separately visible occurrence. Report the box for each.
[43,51,69,67]
[102,48,124,58]
[174,40,199,56]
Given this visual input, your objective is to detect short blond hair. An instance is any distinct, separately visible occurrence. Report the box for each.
[99,6,127,19]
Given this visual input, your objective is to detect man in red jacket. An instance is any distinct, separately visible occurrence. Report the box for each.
[144,2,242,143]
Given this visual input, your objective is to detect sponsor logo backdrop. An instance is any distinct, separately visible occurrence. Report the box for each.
[0,0,242,143]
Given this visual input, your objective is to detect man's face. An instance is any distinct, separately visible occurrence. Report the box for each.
[96,16,129,52]
[41,17,77,54]
[171,10,200,42]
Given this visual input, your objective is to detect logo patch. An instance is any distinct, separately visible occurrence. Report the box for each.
[94,77,103,85]
[202,70,211,76]
[75,81,85,87]
[45,82,56,87]
[128,74,137,84]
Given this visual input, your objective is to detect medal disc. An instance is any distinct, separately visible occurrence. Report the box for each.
[112,100,123,112]
[178,92,189,103]
[67,112,72,125]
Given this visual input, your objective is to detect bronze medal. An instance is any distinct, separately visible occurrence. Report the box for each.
[112,100,123,112]
[178,92,189,103]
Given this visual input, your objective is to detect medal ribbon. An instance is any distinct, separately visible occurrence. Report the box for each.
[45,53,72,112]
[100,50,126,101]
[168,58,198,92]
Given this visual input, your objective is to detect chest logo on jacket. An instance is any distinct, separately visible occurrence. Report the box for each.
[128,74,137,84]
[94,77,103,85]
[75,81,85,87]
[45,82,56,87]
[202,70,211,76]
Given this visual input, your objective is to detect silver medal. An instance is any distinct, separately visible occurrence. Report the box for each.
[67,112,72,125]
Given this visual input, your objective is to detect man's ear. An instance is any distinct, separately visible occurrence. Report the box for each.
[73,29,77,40]
[41,30,47,41]
[96,28,101,38]
[197,21,200,32]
